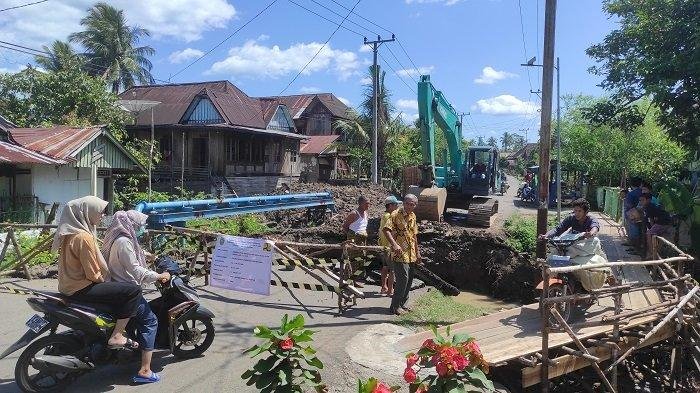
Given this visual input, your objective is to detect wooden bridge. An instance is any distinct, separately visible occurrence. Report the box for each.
[394,213,698,392]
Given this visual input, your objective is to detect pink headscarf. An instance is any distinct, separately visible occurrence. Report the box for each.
[101,210,148,268]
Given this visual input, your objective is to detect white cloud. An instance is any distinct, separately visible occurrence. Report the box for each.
[397,99,418,111]
[299,86,321,93]
[397,65,434,78]
[405,0,463,5]
[359,44,372,53]
[474,66,517,85]
[256,34,270,41]
[337,96,352,106]
[0,0,236,50]
[209,40,360,80]
[360,76,372,85]
[168,48,204,64]
[399,113,420,125]
[471,95,539,116]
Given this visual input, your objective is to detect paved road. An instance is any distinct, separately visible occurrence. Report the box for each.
[0,271,425,392]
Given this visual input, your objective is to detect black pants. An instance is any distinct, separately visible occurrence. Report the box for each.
[390,262,414,311]
[70,282,141,319]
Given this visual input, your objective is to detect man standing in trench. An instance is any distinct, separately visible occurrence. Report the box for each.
[383,194,420,315]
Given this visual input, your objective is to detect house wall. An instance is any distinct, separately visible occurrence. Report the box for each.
[30,165,105,216]
[300,155,319,182]
[300,101,335,136]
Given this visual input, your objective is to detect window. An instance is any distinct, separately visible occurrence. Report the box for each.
[183,97,224,124]
[267,106,294,132]
[252,140,264,163]
[158,135,172,163]
[225,137,239,162]
[309,114,331,135]
[239,139,251,162]
[290,145,298,163]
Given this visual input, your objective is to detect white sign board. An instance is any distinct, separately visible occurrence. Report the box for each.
[209,236,273,295]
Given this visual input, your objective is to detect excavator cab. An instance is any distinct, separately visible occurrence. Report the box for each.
[463,146,499,196]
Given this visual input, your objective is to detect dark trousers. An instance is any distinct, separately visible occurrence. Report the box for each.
[70,281,141,319]
[134,297,158,350]
[390,262,414,311]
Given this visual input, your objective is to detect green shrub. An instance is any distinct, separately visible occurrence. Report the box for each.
[186,215,269,236]
[503,214,537,254]
[0,232,57,271]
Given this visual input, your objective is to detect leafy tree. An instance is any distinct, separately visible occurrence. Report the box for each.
[486,137,498,148]
[35,40,81,72]
[70,2,155,93]
[500,132,514,151]
[586,0,700,147]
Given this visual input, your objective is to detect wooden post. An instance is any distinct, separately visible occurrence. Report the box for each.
[8,228,31,279]
[540,261,550,392]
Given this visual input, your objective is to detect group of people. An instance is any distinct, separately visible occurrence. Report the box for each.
[621,178,673,259]
[343,194,421,316]
[53,196,167,384]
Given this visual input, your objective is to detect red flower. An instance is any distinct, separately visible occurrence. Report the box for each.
[403,367,417,383]
[436,361,451,377]
[421,339,438,351]
[279,338,294,351]
[464,340,481,356]
[406,353,419,368]
[452,354,469,371]
[440,346,459,358]
[372,382,392,393]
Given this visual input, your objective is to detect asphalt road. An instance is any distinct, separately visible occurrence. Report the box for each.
[0,270,425,393]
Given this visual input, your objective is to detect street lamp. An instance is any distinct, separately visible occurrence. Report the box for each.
[116,99,161,202]
[521,56,562,222]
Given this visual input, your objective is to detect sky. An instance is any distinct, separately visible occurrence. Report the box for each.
[0,0,618,143]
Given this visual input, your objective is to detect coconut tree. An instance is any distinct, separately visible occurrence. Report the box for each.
[35,40,81,72]
[69,2,155,93]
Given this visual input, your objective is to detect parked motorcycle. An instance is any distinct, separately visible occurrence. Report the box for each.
[518,183,537,203]
[500,179,509,195]
[536,232,594,324]
[1,257,215,393]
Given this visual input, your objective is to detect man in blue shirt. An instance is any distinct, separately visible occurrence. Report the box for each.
[624,178,643,247]
[542,198,601,239]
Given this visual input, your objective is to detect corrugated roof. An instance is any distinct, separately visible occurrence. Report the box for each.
[271,93,350,120]
[10,126,103,160]
[121,81,275,130]
[0,114,17,131]
[0,140,64,165]
[300,135,340,155]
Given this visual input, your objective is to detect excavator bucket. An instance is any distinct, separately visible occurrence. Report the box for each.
[407,185,446,221]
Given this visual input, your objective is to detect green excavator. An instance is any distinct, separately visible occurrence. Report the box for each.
[405,75,503,227]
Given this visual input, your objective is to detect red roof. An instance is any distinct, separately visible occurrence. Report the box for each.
[10,126,103,160]
[0,140,64,165]
[271,93,350,120]
[300,135,340,155]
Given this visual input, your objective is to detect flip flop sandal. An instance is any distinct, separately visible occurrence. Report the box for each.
[133,372,161,384]
[108,338,139,350]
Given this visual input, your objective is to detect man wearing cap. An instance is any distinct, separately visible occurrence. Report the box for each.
[383,194,420,315]
[378,196,400,296]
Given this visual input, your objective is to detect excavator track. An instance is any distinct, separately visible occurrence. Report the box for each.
[465,197,498,227]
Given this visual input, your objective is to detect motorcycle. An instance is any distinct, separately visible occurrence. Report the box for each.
[499,179,509,195]
[518,183,537,203]
[536,232,594,324]
[1,257,215,393]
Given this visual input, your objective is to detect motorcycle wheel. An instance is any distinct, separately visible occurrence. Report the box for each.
[544,284,573,327]
[15,335,82,393]
[172,316,215,359]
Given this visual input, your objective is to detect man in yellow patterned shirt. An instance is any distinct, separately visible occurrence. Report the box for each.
[383,194,420,315]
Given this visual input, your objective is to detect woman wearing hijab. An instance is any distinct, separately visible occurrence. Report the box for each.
[52,196,141,350]
[102,210,170,384]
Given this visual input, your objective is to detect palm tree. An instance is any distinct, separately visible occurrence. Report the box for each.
[487,136,498,147]
[500,131,514,151]
[361,65,393,128]
[70,2,155,93]
[333,109,369,144]
[35,40,81,72]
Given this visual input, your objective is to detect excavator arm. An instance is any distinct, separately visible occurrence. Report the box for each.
[417,74,463,189]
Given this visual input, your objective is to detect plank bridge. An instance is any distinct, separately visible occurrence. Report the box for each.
[394,213,698,392]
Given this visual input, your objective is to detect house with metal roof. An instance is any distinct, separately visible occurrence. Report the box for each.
[298,135,350,182]
[269,93,351,136]
[120,81,308,195]
[0,124,144,223]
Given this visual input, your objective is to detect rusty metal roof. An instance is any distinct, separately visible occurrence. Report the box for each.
[270,93,350,120]
[300,135,340,155]
[10,126,103,160]
[0,140,65,165]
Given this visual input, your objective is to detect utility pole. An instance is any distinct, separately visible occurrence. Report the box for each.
[556,57,561,223]
[364,34,395,184]
[518,128,528,144]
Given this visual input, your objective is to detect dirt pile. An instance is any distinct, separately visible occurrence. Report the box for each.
[418,222,539,303]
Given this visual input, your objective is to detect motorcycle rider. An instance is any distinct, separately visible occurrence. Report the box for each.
[102,210,171,384]
[52,196,142,351]
[541,198,600,240]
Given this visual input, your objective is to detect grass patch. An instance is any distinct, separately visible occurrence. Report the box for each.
[503,214,557,254]
[396,290,487,329]
[186,214,270,236]
[1,232,56,271]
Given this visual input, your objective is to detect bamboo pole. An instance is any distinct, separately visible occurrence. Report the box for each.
[547,256,692,274]
[7,229,31,279]
[550,308,616,392]
[559,346,601,362]
[655,235,692,258]
[606,285,699,372]
[544,276,690,304]
[602,299,678,321]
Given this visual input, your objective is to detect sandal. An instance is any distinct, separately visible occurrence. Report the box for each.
[108,338,139,350]
[133,372,161,384]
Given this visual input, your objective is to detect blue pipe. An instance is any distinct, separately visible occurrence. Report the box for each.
[134,192,332,213]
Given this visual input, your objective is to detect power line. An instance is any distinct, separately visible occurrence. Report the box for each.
[377,51,416,95]
[278,0,363,95]
[396,38,421,77]
[517,0,533,92]
[307,0,380,37]
[288,0,364,37]
[0,0,48,13]
[169,0,278,80]
[385,44,416,83]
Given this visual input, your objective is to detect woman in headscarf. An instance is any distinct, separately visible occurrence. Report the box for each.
[102,210,170,384]
[52,196,141,350]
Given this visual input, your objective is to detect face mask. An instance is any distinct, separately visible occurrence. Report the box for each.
[135,226,146,238]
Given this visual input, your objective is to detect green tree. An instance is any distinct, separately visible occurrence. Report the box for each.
[70,2,155,93]
[35,40,81,72]
[586,0,700,147]
[487,136,498,147]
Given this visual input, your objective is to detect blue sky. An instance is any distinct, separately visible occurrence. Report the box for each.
[0,0,617,142]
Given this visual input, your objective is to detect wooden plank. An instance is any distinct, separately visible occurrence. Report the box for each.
[522,324,675,388]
